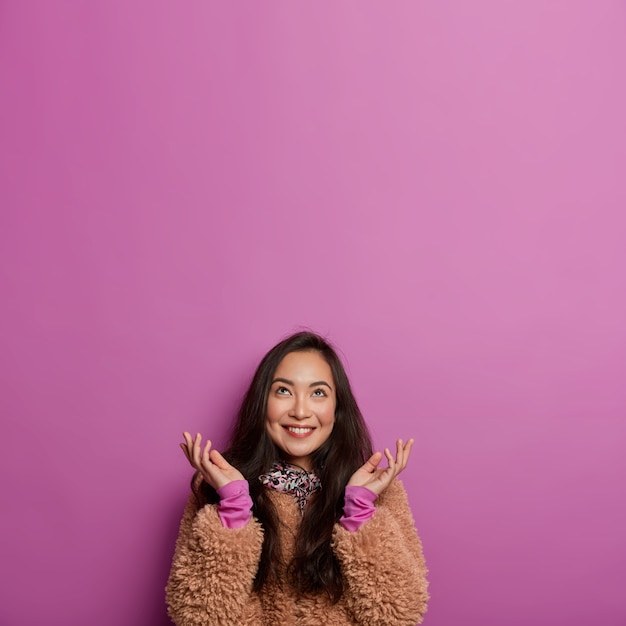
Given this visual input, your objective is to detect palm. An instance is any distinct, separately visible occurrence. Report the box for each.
[180,432,244,490]
[210,458,244,486]
[347,438,414,496]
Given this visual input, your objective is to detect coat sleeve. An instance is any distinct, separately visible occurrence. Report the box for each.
[165,491,264,626]
[331,479,429,626]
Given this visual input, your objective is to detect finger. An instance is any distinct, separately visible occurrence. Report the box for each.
[395,438,403,468]
[182,432,193,458]
[401,438,414,470]
[209,448,229,469]
[362,451,383,473]
[394,438,414,475]
[382,440,401,481]
[384,447,395,470]
[192,433,203,468]
[374,447,397,490]
[180,443,191,462]
[201,439,213,469]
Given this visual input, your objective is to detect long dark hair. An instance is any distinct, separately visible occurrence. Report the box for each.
[195,331,373,602]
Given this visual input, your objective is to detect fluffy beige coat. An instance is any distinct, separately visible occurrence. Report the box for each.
[166,479,428,625]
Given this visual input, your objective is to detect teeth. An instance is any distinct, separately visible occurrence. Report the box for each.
[287,427,313,434]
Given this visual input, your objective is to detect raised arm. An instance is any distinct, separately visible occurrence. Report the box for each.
[332,440,429,625]
[166,434,264,626]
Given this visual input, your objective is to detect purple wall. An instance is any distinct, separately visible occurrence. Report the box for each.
[1,2,625,625]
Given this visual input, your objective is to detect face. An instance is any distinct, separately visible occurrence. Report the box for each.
[265,350,336,471]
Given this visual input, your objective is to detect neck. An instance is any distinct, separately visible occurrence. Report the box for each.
[280,458,312,472]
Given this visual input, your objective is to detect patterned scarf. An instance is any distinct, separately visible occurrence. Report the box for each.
[259,461,321,513]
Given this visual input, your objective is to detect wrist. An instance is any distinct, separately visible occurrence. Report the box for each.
[340,485,377,532]
[216,480,253,529]
[216,479,249,500]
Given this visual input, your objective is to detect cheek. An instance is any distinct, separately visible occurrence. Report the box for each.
[265,400,280,425]
[324,405,337,427]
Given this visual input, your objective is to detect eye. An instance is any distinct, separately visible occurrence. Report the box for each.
[312,388,327,397]
[276,386,291,395]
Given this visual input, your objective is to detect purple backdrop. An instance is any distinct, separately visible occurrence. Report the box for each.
[1,2,625,625]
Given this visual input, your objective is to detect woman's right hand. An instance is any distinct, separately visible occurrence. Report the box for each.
[180,432,245,490]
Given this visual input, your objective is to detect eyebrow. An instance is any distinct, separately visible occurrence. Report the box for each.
[272,377,333,391]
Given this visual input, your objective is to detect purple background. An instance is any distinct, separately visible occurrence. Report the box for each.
[1,2,625,625]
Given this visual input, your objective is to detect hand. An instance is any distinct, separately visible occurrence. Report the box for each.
[180,432,245,490]
[347,438,414,496]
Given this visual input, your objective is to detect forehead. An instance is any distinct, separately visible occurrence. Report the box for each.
[273,350,334,381]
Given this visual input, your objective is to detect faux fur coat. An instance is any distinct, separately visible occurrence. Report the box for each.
[166,479,428,625]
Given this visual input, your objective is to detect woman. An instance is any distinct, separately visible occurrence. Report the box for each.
[166,331,428,625]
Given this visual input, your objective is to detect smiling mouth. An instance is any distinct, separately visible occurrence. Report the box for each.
[284,426,315,436]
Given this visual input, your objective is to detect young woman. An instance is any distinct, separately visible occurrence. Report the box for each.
[166,331,428,625]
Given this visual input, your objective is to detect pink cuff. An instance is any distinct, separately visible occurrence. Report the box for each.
[216,480,253,529]
[339,485,377,532]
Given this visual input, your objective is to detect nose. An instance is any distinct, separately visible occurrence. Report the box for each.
[289,395,312,420]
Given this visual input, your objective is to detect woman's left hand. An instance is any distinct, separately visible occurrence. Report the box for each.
[347,438,414,496]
